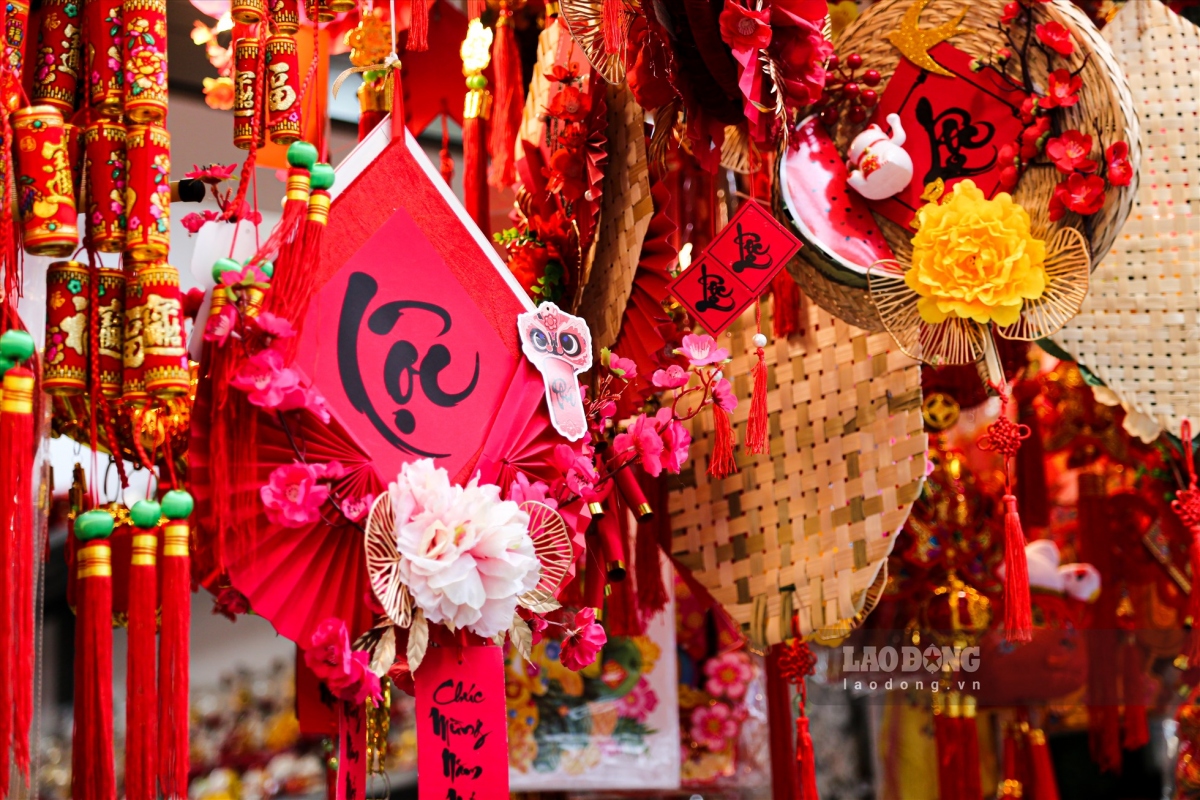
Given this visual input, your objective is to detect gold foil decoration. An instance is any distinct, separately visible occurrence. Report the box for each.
[884,0,972,78]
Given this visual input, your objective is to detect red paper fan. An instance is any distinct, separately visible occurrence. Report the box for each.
[192,125,576,646]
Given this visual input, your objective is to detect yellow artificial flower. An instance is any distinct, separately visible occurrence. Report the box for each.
[828,1,859,38]
[904,180,1047,328]
[630,635,661,675]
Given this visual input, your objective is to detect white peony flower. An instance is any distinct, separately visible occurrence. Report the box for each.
[389,459,540,638]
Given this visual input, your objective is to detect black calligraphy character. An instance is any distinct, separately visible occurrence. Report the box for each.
[914,97,997,185]
[730,223,772,272]
[338,272,481,458]
[694,262,735,313]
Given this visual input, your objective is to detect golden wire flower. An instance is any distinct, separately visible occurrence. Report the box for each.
[904,180,1047,327]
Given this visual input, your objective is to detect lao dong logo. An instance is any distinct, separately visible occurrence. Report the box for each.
[841,645,981,693]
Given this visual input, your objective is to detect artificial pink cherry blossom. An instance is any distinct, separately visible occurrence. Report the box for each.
[614,414,665,477]
[560,608,607,671]
[652,365,689,389]
[261,461,331,528]
[677,333,730,367]
[231,349,300,409]
[656,408,692,474]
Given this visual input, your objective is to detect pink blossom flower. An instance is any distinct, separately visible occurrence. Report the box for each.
[652,365,689,389]
[704,651,753,699]
[607,351,638,379]
[656,408,692,474]
[261,461,330,527]
[185,163,238,184]
[691,703,739,751]
[341,494,375,522]
[304,618,353,683]
[276,383,332,423]
[231,349,300,409]
[507,472,557,508]
[328,651,383,704]
[712,378,738,412]
[1106,141,1133,187]
[554,444,602,501]
[527,614,549,645]
[560,608,606,671]
[1035,20,1074,56]
[181,212,206,234]
[253,312,296,342]
[204,303,237,345]
[616,677,659,722]
[614,413,665,477]
[677,333,729,367]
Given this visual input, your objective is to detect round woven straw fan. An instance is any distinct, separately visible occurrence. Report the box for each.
[364,494,575,627]
[668,302,927,646]
[1053,0,1199,441]
[775,0,1139,331]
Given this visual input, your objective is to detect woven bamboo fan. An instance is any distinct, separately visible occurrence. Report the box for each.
[668,301,927,646]
[776,0,1139,330]
[1053,0,1199,441]
[577,83,654,351]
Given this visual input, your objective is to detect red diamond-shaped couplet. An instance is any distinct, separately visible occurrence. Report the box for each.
[866,42,1029,229]
[705,200,802,296]
[667,255,756,336]
[294,134,536,484]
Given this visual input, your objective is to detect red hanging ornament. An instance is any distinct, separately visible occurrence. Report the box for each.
[71,509,117,800]
[126,500,160,800]
[1171,420,1200,665]
[488,1,523,189]
[776,639,819,800]
[745,301,769,455]
[978,389,1033,644]
[159,490,194,800]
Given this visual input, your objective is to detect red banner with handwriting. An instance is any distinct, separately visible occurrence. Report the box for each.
[415,645,509,800]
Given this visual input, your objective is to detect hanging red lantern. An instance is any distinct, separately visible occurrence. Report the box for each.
[231,0,267,24]
[43,261,90,396]
[30,0,82,114]
[123,0,168,124]
[124,123,170,261]
[266,33,301,145]
[83,120,127,253]
[12,105,78,257]
[85,0,124,118]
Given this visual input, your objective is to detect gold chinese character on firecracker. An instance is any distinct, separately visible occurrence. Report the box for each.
[124,304,145,369]
[268,61,296,112]
[142,294,183,354]
[98,298,123,360]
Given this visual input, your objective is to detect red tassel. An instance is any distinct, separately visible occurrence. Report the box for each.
[1121,639,1149,751]
[709,405,737,479]
[602,0,625,55]
[633,474,669,620]
[745,302,769,455]
[488,5,523,189]
[771,272,802,339]
[960,702,983,800]
[1014,381,1048,528]
[1188,529,1200,664]
[126,515,159,800]
[764,645,801,800]
[934,698,960,800]
[795,715,819,799]
[1003,495,1032,643]
[467,0,485,18]
[462,110,489,233]
[407,0,429,51]
[439,112,454,184]
[159,492,194,800]
[72,512,116,800]
[1028,728,1060,800]
[1,364,35,786]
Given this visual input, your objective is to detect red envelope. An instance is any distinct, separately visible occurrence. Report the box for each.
[866,42,1029,228]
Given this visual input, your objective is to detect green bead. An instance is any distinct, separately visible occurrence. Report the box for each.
[212,257,242,282]
[0,329,36,363]
[310,162,335,191]
[161,490,194,520]
[0,356,13,378]
[466,74,488,90]
[257,260,274,278]
[130,499,162,529]
[75,509,115,541]
[287,141,319,171]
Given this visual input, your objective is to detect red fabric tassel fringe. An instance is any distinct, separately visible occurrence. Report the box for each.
[1,365,34,786]
[1028,728,1061,800]
[1121,640,1149,751]
[746,342,769,455]
[960,710,982,800]
[408,0,429,51]
[795,715,819,799]
[73,537,116,800]
[461,112,489,233]
[488,8,523,189]
[160,517,192,800]
[709,405,737,479]
[602,0,626,55]
[771,272,802,339]
[1002,494,1032,643]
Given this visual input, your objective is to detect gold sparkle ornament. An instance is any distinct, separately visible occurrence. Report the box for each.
[885,0,973,78]
[460,19,493,75]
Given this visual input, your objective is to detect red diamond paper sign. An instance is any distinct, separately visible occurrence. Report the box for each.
[668,201,801,335]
